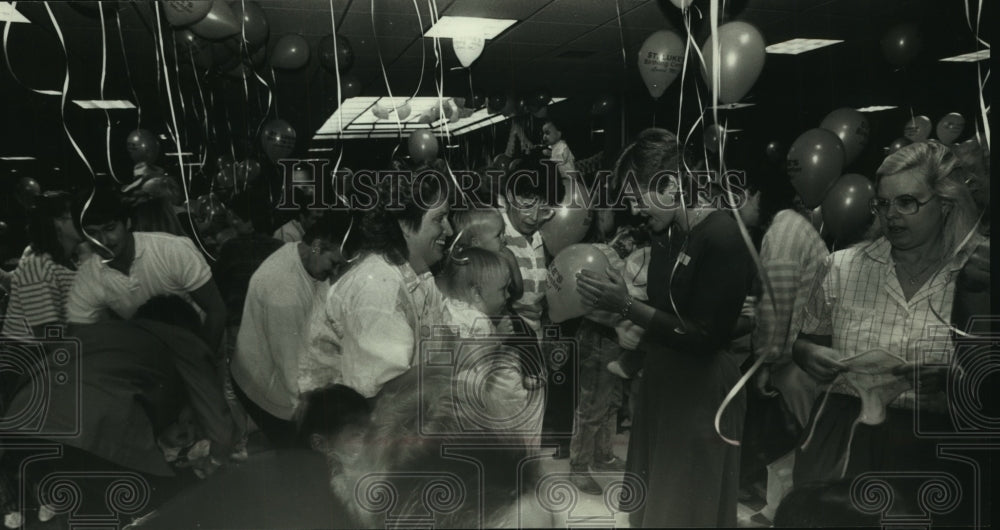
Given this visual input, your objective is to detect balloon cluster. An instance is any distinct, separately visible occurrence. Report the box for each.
[785,107,876,242]
[483,91,552,118]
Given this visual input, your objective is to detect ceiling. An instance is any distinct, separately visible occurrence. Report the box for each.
[0,0,991,191]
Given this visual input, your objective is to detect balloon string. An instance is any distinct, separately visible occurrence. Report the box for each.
[154,3,214,262]
[98,5,119,184]
[43,1,107,258]
[410,0,427,100]
[371,0,403,135]
[190,48,211,173]
[973,0,989,149]
[3,2,60,96]
[271,67,280,119]
[114,9,142,129]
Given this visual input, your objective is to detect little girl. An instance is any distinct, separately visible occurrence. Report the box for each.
[436,247,545,446]
[449,206,524,307]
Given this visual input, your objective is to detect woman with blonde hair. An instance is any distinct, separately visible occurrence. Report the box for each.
[792,141,987,523]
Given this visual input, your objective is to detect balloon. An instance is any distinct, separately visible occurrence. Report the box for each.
[492,154,513,172]
[260,119,296,162]
[821,173,875,241]
[318,35,354,73]
[886,137,912,155]
[545,244,611,323]
[251,45,267,67]
[935,112,965,145]
[176,29,213,68]
[704,124,726,153]
[531,90,551,110]
[394,101,412,120]
[532,106,548,119]
[669,0,694,8]
[638,30,684,99]
[539,185,592,257]
[408,130,439,164]
[339,74,362,98]
[591,95,617,116]
[786,128,845,208]
[212,42,239,71]
[418,107,440,124]
[700,21,766,104]
[463,93,485,109]
[163,1,213,26]
[765,140,784,163]
[820,108,870,165]
[225,62,252,79]
[270,34,310,70]
[453,36,485,68]
[234,158,262,183]
[902,115,932,142]
[516,97,531,115]
[372,102,390,120]
[487,94,506,115]
[189,0,241,41]
[881,23,922,67]
[126,129,160,164]
[229,1,269,50]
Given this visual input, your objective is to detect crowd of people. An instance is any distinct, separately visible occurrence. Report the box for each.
[0,117,992,528]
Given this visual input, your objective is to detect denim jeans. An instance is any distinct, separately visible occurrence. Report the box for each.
[569,320,624,470]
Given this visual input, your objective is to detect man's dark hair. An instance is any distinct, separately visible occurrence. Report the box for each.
[295,384,371,448]
[79,187,130,227]
[504,154,564,207]
[302,209,352,246]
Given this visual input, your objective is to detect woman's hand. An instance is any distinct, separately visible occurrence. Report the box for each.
[577,267,629,314]
[793,341,848,382]
[496,316,515,336]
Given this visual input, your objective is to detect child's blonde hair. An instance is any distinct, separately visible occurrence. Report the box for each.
[439,246,509,303]
[450,206,503,248]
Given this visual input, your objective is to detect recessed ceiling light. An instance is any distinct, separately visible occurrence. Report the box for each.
[0,156,36,161]
[709,103,756,110]
[423,16,517,39]
[36,89,61,96]
[857,105,898,112]
[0,2,29,24]
[308,147,333,152]
[164,152,193,156]
[766,38,843,55]
[73,100,136,110]
[940,50,989,62]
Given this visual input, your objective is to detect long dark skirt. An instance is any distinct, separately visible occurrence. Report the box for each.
[624,348,745,528]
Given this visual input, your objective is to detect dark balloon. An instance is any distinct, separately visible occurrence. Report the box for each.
[786,128,845,208]
[886,137,912,155]
[339,74,362,98]
[260,120,296,162]
[270,34,310,70]
[765,140,784,163]
[126,129,160,164]
[228,1,269,50]
[318,35,354,73]
[821,173,875,241]
[487,94,506,115]
[591,95,617,116]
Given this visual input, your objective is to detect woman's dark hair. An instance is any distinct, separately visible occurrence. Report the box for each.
[133,295,202,334]
[295,384,371,448]
[27,191,76,267]
[302,209,353,246]
[357,170,448,266]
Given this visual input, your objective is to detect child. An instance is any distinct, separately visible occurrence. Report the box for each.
[607,245,651,379]
[542,119,576,181]
[450,206,523,302]
[436,247,545,445]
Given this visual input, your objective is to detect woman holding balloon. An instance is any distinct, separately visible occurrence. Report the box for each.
[576,128,754,527]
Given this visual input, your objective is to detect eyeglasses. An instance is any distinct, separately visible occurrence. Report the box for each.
[869,195,936,216]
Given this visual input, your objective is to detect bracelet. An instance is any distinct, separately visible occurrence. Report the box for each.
[620,294,634,319]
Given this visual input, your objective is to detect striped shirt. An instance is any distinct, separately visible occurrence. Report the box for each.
[1,249,76,339]
[801,236,979,411]
[752,209,829,365]
[501,210,547,335]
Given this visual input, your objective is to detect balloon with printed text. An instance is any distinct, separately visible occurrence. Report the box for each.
[820,108,870,166]
[546,244,611,323]
[260,120,296,162]
[786,128,845,209]
[638,30,685,99]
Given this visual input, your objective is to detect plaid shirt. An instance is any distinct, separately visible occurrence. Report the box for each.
[752,210,829,365]
[801,236,978,411]
[501,210,547,335]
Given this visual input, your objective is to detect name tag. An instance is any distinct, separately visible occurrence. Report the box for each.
[679,252,691,266]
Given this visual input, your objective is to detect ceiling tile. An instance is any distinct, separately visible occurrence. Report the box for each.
[494,21,594,45]
[442,0,555,21]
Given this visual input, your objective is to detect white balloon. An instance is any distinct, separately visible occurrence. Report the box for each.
[453,36,485,68]
[372,102,390,120]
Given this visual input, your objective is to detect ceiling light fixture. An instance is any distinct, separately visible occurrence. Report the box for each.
[857,105,898,112]
[766,38,843,55]
[73,100,136,110]
[0,2,29,23]
[940,50,989,62]
[0,156,36,161]
[423,16,517,39]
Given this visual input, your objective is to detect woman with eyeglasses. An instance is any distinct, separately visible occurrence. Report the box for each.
[791,142,986,510]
